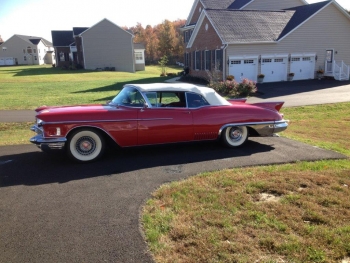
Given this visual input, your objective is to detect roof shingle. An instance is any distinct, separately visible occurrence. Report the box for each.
[51,31,74,47]
[206,9,295,43]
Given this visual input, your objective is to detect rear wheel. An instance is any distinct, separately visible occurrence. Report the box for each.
[221,126,248,147]
[67,129,105,162]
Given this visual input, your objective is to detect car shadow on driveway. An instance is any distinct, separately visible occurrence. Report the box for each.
[0,140,274,187]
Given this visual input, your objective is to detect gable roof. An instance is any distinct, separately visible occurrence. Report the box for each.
[227,0,253,9]
[278,0,332,40]
[200,9,295,44]
[15,34,52,46]
[79,18,134,37]
[51,31,74,47]
[73,27,89,36]
[201,0,235,9]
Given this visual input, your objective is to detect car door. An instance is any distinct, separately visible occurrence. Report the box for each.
[137,91,193,145]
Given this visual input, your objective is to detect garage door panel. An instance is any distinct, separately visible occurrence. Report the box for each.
[261,57,287,82]
[290,56,315,81]
[229,58,258,82]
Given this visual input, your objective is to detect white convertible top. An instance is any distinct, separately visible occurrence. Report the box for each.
[124,83,231,106]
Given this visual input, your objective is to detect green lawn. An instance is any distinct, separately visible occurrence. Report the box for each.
[142,103,350,263]
[0,65,180,110]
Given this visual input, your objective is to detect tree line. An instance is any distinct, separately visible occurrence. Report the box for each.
[123,19,186,65]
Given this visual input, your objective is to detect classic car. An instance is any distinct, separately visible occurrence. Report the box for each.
[30,83,288,162]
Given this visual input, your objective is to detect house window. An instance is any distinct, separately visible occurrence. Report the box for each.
[195,51,201,70]
[27,47,32,54]
[2,47,7,51]
[275,58,283,62]
[24,56,27,61]
[244,60,254,64]
[262,59,272,63]
[303,57,311,61]
[135,52,143,61]
[215,49,223,71]
[33,49,36,53]
[205,50,211,70]
[34,56,37,60]
[59,52,69,62]
[291,58,300,62]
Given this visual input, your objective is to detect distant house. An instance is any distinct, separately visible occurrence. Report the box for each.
[182,0,350,82]
[51,18,145,72]
[0,35,54,66]
[0,35,4,45]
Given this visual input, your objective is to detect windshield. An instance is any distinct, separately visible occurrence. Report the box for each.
[111,87,145,107]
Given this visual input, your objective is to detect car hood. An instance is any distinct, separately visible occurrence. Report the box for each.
[35,104,116,122]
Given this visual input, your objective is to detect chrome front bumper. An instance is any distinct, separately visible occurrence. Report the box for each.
[30,126,67,150]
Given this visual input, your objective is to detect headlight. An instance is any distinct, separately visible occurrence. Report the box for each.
[36,118,43,126]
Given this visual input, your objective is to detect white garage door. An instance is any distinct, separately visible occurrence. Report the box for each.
[5,58,15,65]
[261,56,288,82]
[290,54,316,81]
[229,56,258,82]
[0,58,5,66]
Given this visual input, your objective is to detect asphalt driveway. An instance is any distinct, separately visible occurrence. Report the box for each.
[0,79,349,262]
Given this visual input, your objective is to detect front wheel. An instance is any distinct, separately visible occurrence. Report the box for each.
[221,126,248,147]
[67,129,105,162]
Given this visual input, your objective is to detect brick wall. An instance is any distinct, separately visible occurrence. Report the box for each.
[185,16,224,81]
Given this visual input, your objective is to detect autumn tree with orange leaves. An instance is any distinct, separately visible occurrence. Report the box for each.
[125,19,186,65]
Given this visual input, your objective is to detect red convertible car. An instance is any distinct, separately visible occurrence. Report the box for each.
[30,83,288,162]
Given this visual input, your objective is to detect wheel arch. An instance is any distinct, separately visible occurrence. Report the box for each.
[218,123,258,138]
[66,125,120,147]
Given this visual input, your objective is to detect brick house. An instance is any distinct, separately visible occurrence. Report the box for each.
[182,0,350,82]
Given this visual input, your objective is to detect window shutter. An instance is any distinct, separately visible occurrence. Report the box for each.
[208,50,212,71]
[202,50,205,70]
[192,51,195,70]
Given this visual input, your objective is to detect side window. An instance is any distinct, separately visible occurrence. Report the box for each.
[161,92,186,107]
[186,93,210,108]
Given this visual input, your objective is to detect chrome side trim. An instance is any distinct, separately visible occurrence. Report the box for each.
[218,120,289,137]
[39,118,173,125]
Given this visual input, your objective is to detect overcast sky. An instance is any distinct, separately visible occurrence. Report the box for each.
[1,0,349,42]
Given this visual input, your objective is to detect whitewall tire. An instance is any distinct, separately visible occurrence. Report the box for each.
[67,129,105,162]
[221,126,248,147]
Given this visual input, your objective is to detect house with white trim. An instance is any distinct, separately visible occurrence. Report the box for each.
[51,18,145,72]
[182,0,350,82]
[0,35,54,66]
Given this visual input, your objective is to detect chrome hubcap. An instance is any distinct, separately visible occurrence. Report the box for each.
[76,136,96,155]
[229,127,243,142]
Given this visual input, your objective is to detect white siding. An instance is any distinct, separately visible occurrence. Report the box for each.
[81,19,134,72]
[243,0,306,10]
[226,3,350,78]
